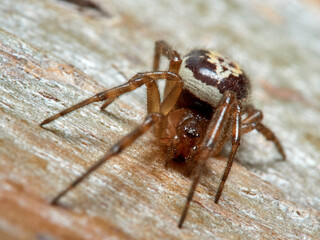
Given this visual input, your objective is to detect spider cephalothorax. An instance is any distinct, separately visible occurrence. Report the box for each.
[40,40,286,228]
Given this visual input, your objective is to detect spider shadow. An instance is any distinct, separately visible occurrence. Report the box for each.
[100,107,144,127]
[40,126,64,136]
[222,143,286,172]
[160,150,230,179]
[49,200,72,210]
[163,160,196,178]
[240,157,286,172]
[40,125,88,143]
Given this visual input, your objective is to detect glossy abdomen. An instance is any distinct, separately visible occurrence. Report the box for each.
[179,50,251,106]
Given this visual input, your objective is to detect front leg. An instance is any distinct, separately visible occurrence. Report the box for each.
[214,102,241,203]
[153,40,182,74]
[178,91,237,228]
[40,71,181,126]
[152,41,183,111]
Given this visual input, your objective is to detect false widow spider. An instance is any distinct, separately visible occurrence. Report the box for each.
[40,40,286,228]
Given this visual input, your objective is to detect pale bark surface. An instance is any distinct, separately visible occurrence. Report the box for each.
[0,0,320,239]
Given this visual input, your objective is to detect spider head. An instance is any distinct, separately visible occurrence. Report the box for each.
[159,109,208,164]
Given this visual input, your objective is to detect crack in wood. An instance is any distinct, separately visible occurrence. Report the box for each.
[59,0,111,17]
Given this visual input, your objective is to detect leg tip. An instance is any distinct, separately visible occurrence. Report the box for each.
[214,193,221,204]
[177,219,184,228]
[40,119,50,127]
[50,195,62,205]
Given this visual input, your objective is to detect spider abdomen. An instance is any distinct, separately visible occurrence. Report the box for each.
[179,50,251,106]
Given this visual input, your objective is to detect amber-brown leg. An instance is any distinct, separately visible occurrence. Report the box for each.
[216,107,262,150]
[101,77,161,113]
[103,70,184,115]
[152,40,182,111]
[40,71,181,126]
[153,40,182,74]
[102,72,183,117]
[214,102,241,203]
[178,91,236,228]
[240,106,286,160]
[146,80,161,114]
[240,108,263,134]
[255,123,286,160]
[100,80,160,113]
[51,112,164,205]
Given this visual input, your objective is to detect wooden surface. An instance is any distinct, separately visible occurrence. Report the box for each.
[0,0,320,239]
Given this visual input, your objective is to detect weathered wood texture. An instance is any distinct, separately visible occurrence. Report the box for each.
[0,0,320,239]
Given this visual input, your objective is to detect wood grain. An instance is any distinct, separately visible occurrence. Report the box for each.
[0,0,320,239]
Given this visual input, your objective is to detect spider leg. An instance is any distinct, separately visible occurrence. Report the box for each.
[216,107,262,148]
[241,107,286,160]
[178,91,237,228]
[102,66,184,115]
[100,43,180,113]
[51,112,164,205]
[40,71,182,126]
[100,74,151,113]
[241,108,263,134]
[146,78,161,114]
[153,40,182,74]
[101,68,184,114]
[214,102,241,203]
[152,40,182,113]
[255,123,286,160]
[101,74,160,112]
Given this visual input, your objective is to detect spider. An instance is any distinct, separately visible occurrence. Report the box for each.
[40,40,286,228]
